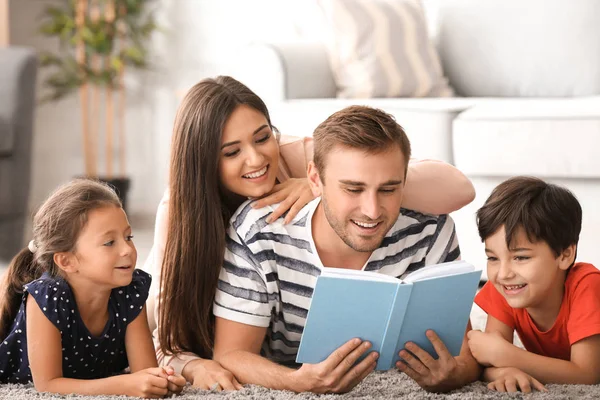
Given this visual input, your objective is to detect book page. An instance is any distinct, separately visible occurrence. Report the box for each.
[321,267,399,283]
[402,260,474,283]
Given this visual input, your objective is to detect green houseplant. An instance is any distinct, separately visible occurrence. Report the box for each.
[39,0,159,209]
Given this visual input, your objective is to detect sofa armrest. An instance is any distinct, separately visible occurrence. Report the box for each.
[233,42,337,104]
[0,47,37,156]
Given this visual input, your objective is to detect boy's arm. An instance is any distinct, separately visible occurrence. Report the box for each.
[473,315,600,384]
[213,317,378,393]
[488,335,600,384]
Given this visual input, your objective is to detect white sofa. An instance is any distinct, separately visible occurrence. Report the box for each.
[231,0,600,275]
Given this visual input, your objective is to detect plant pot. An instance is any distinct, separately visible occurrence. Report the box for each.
[74,176,131,212]
[100,177,131,212]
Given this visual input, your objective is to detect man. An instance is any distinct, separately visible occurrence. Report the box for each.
[213,106,481,393]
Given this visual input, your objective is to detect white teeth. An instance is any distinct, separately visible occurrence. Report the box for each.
[353,220,378,228]
[504,284,526,290]
[243,166,267,179]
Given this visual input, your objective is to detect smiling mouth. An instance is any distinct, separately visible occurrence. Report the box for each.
[351,220,380,229]
[501,283,527,295]
[243,166,268,179]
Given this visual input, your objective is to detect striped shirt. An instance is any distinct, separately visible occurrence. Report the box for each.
[213,197,460,365]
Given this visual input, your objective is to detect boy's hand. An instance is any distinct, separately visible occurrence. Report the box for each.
[160,366,187,395]
[487,367,547,393]
[467,330,511,367]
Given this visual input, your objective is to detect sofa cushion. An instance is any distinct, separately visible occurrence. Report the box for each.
[271,97,488,163]
[453,97,600,178]
[436,0,600,97]
[319,0,453,98]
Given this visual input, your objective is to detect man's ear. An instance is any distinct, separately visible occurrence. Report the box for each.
[54,252,78,274]
[558,244,577,271]
[307,161,323,197]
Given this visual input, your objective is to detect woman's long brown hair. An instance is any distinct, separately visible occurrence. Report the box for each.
[159,76,274,358]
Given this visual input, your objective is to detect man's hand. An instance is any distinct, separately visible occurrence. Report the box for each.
[291,338,378,393]
[467,330,512,367]
[395,330,460,392]
[486,367,547,393]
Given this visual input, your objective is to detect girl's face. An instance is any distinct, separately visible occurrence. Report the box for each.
[219,104,280,198]
[69,205,137,289]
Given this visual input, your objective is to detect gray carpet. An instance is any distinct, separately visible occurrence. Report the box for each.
[1,371,599,399]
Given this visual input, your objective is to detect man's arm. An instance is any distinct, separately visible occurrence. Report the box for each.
[396,321,482,392]
[213,317,379,393]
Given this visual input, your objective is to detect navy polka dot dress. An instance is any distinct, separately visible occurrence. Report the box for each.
[0,269,151,383]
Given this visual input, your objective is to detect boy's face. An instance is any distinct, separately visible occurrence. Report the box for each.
[485,225,571,311]
[309,144,406,252]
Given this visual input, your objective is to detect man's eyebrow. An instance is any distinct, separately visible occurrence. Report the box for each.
[339,180,403,186]
[220,124,270,149]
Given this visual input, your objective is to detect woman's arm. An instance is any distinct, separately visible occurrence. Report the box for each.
[26,296,169,397]
[402,159,475,214]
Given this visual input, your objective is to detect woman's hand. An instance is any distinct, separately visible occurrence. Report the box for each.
[182,359,243,391]
[252,178,315,224]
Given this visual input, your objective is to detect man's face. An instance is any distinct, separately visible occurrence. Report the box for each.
[310,145,406,252]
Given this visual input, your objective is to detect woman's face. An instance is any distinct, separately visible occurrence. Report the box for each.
[219,104,280,198]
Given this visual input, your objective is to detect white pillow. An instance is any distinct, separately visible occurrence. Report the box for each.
[320,0,453,98]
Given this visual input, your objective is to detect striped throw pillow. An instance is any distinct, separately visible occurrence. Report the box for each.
[320,0,454,98]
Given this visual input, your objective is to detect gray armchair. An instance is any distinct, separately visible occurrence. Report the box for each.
[0,47,37,261]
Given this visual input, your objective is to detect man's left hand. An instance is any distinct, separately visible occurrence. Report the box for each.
[396,330,459,392]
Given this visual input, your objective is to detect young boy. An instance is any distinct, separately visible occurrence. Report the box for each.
[467,176,600,393]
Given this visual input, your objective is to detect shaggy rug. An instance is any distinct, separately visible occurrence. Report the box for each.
[1,370,599,399]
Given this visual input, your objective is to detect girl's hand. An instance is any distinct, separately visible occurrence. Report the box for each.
[184,359,243,391]
[467,330,511,367]
[160,366,187,395]
[252,178,315,224]
[487,367,547,393]
[127,367,170,398]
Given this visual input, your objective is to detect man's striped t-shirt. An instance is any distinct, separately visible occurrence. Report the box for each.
[213,197,460,365]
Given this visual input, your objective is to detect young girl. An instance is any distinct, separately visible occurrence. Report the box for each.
[0,179,186,397]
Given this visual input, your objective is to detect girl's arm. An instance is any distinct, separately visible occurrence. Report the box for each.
[125,306,159,372]
[26,296,169,398]
[402,159,475,214]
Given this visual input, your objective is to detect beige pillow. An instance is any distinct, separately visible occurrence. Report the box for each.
[320,0,453,98]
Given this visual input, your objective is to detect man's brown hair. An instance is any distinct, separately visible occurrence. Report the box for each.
[476,176,582,257]
[312,105,411,179]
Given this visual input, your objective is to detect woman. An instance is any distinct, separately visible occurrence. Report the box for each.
[146,76,475,389]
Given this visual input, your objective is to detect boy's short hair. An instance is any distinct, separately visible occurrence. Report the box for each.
[312,105,411,179]
[476,176,582,257]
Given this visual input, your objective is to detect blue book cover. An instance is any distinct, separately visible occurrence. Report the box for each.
[296,261,482,370]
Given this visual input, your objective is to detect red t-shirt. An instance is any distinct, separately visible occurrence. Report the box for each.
[475,262,600,360]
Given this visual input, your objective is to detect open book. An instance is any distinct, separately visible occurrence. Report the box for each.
[296,260,481,370]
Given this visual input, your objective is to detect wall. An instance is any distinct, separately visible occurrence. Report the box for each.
[9,0,299,216]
